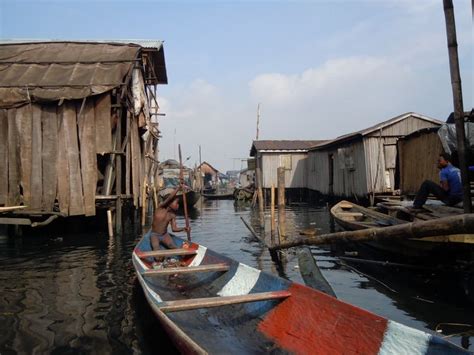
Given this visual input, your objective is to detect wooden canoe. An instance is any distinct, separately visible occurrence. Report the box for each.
[132,231,468,354]
[331,200,474,257]
[202,192,234,200]
[160,188,201,208]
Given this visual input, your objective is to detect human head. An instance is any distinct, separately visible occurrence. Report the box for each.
[169,197,180,211]
[438,152,451,169]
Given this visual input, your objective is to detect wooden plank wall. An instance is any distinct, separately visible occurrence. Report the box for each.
[0,110,8,205]
[41,105,58,212]
[0,92,143,218]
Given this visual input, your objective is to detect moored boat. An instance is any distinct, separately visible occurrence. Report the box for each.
[132,231,468,354]
[202,191,234,200]
[330,200,474,259]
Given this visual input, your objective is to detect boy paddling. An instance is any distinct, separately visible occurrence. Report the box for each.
[151,185,191,252]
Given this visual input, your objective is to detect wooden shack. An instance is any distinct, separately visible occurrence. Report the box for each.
[307,113,442,199]
[198,161,220,186]
[398,127,444,196]
[0,40,167,231]
[250,140,324,190]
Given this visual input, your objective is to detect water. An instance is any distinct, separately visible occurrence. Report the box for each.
[0,200,472,353]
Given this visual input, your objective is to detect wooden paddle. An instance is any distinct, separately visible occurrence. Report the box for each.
[178,144,191,241]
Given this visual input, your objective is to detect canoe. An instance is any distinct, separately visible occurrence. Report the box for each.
[330,200,474,258]
[330,200,406,231]
[132,231,468,354]
[202,192,234,200]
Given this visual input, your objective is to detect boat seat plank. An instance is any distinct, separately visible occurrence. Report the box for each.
[139,249,197,258]
[159,290,292,312]
[144,263,230,276]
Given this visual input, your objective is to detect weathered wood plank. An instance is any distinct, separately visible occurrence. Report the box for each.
[17,105,32,206]
[144,263,230,277]
[63,102,84,216]
[0,217,32,225]
[130,115,141,207]
[94,93,112,154]
[30,105,43,210]
[79,100,97,216]
[57,105,70,215]
[7,109,20,206]
[125,113,131,196]
[0,110,8,205]
[159,291,292,313]
[41,105,58,211]
[138,248,197,258]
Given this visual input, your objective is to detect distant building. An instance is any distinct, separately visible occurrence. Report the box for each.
[250,140,326,189]
[307,113,443,199]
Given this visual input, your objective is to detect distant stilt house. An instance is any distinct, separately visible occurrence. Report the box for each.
[307,113,442,200]
[198,161,219,189]
[0,40,167,230]
[250,140,325,200]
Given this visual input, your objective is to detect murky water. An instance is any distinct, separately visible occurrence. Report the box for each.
[0,200,472,353]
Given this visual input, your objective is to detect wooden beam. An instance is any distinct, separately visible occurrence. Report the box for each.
[0,217,32,225]
[138,248,197,258]
[144,263,229,277]
[159,290,291,313]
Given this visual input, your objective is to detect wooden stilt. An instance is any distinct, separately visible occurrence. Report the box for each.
[277,167,286,240]
[107,209,114,237]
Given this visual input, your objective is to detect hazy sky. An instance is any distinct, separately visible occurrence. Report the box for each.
[1,0,472,171]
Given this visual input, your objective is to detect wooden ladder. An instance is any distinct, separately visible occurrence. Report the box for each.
[158,290,292,312]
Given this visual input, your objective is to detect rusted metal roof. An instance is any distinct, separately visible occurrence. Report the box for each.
[0,40,167,108]
[250,140,326,156]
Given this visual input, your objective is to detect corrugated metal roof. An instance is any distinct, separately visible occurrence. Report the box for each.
[0,40,167,108]
[309,112,443,151]
[250,140,326,156]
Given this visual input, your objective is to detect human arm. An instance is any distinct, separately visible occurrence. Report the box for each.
[439,170,450,192]
[158,185,181,208]
[170,216,190,233]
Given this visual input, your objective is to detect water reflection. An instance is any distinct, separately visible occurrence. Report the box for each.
[0,200,472,352]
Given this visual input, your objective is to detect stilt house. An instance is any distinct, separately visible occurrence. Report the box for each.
[307,113,442,199]
[0,40,167,228]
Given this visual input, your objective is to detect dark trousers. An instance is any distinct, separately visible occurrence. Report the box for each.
[413,180,462,208]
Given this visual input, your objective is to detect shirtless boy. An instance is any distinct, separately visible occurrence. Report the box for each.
[150,186,190,251]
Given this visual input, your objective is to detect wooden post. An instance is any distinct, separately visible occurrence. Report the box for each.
[443,0,471,213]
[179,144,191,241]
[270,184,276,239]
[277,167,286,240]
[256,157,264,213]
[115,107,123,234]
[107,209,114,237]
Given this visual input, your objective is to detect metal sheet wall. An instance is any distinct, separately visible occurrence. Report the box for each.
[261,153,308,188]
[307,140,368,197]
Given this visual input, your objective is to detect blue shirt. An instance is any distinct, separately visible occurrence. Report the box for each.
[439,164,462,198]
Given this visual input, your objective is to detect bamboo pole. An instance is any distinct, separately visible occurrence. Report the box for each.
[179,144,191,241]
[269,214,474,251]
[277,167,286,240]
[443,0,471,213]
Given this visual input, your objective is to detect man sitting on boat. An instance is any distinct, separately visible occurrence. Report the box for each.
[151,185,191,253]
[413,152,463,209]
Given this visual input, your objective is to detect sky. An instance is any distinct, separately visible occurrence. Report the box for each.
[1,0,472,172]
